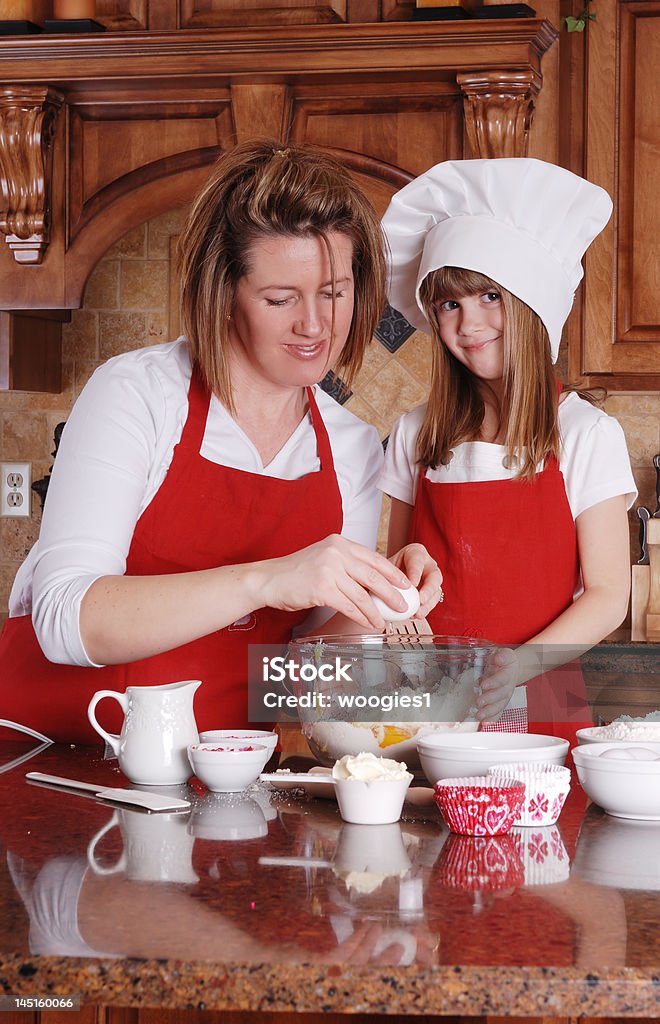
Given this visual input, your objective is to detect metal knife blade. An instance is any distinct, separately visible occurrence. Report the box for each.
[25,771,191,812]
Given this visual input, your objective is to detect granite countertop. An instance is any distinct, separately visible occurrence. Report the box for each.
[1,742,659,1017]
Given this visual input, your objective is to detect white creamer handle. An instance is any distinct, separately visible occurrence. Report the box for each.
[87,690,127,754]
[87,813,127,876]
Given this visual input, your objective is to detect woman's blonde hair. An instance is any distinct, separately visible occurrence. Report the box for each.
[177,139,387,407]
[417,267,559,479]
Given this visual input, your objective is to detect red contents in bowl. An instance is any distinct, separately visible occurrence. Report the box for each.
[205,745,255,752]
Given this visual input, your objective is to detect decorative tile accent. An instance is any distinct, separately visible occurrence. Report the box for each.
[396,329,434,386]
[360,359,428,425]
[343,393,389,438]
[319,370,352,405]
[374,302,416,353]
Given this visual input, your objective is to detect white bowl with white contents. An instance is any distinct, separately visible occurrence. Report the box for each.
[577,716,660,745]
[188,742,271,793]
[417,732,569,785]
[572,741,660,820]
[332,752,413,825]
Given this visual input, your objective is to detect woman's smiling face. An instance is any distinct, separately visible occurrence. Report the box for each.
[435,289,505,383]
[228,231,355,391]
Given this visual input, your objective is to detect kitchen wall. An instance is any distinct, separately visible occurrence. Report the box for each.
[1,210,659,635]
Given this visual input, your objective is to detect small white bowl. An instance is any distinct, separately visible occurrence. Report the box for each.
[188,793,268,840]
[188,742,270,793]
[572,741,660,820]
[199,729,278,755]
[334,776,413,825]
[417,732,569,785]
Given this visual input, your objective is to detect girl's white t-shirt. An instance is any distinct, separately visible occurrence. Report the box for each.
[379,393,637,516]
[9,338,384,666]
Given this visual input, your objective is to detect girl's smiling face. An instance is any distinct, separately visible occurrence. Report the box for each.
[435,289,504,383]
[228,231,355,392]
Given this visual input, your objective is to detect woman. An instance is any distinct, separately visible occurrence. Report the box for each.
[0,140,441,743]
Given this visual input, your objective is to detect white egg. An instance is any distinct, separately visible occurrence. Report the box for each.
[598,746,660,761]
[625,747,660,761]
[371,585,421,623]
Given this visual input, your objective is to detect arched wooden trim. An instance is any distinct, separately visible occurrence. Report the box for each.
[64,149,223,307]
[324,147,413,190]
[65,143,411,308]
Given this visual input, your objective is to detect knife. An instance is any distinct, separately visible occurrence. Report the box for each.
[25,771,191,812]
[637,506,651,565]
[653,454,660,517]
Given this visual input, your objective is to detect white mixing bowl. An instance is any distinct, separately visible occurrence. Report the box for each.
[572,741,660,820]
[417,732,569,785]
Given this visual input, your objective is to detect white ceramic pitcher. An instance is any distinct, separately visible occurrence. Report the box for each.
[87,680,201,785]
[87,808,199,884]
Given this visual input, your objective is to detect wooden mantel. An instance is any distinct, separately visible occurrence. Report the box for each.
[0,20,557,388]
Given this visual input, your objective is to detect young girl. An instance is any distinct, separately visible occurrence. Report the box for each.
[379,158,637,745]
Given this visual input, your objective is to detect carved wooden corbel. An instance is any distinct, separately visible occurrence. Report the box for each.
[0,86,63,265]
[457,70,541,159]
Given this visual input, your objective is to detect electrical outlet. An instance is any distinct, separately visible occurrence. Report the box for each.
[1,462,31,518]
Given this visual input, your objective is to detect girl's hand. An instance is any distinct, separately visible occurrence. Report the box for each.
[255,534,412,631]
[389,543,444,618]
[476,647,520,723]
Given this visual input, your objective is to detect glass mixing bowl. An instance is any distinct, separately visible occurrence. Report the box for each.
[286,634,494,771]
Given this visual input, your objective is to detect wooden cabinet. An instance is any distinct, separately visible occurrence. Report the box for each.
[0,21,557,327]
[570,0,660,389]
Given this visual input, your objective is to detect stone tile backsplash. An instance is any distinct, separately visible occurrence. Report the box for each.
[1,210,659,637]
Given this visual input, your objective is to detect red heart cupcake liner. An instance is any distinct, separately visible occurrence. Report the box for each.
[434,776,526,836]
[435,832,525,891]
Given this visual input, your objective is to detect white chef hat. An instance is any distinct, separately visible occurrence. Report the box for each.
[382,158,612,362]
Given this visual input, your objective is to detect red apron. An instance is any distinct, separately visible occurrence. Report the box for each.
[409,453,592,747]
[0,366,343,744]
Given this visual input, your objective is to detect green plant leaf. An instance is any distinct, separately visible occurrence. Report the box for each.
[565,15,586,30]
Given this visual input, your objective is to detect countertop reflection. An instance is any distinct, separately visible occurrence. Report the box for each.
[1,741,659,1016]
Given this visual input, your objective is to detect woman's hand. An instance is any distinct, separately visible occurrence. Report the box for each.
[389,542,444,618]
[476,647,520,723]
[254,534,414,632]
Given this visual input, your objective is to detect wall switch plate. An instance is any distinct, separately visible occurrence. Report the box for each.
[1,462,31,517]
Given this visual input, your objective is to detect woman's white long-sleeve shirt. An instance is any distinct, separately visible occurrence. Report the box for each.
[9,339,384,666]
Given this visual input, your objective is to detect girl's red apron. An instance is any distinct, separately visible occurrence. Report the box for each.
[409,453,592,748]
[0,366,343,744]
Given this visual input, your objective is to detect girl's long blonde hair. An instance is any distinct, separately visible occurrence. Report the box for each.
[177,139,387,409]
[417,267,559,479]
